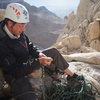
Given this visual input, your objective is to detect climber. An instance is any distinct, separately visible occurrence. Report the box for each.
[0,3,81,100]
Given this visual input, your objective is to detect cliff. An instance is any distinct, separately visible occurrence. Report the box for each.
[54,0,100,54]
[52,0,100,96]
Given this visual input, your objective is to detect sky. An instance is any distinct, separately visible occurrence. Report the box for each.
[24,0,80,18]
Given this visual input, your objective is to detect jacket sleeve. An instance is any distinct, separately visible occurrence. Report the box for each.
[25,35,40,58]
[0,42,41,78]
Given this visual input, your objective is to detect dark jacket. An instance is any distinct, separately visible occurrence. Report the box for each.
[0,21,41,80]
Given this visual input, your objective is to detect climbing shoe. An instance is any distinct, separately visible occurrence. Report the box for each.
[67,73,84,86]
[67,73,84,81]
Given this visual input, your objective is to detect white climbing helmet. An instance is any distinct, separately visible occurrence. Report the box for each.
[4,3,29,23]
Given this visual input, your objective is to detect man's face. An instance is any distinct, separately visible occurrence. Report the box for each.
[7,21,27,36]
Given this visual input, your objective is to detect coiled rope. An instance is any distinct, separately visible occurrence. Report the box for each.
[41,67,100,100]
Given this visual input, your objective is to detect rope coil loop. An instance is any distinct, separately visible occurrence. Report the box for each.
[41,66,100,100]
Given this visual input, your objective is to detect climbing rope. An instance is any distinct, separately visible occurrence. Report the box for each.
[44,78,100,100]
[41,67,100,100]
[41,65,46,100]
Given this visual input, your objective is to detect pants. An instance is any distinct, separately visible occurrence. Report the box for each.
[11,48,69,100]
[43,48,69,71]
[42,48,69,87]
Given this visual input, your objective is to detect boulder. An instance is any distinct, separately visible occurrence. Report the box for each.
[80,46,97,53]
[63,52,100,65]
[93,11,100,20]
[90,39,100,51]
[62,35,81,50]
[88,21,100,41]
[52,42,63,49]
[86,12,100,51]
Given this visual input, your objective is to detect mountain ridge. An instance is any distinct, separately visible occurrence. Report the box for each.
[0,0,64,48]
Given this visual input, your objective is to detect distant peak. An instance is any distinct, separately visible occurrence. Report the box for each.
[39,6,56,16]
[0,0,23,3]
[39,6,49,12]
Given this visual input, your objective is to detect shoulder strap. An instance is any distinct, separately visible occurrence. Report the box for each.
[0,30,6,40]
[0,21,7,40]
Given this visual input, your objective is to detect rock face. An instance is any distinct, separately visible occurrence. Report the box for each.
[63,52,100,65]
[63,52,100,100]
[54,0,100,53]
[53,0,100,97]
[68,61,100,97]
[86,12,100,51]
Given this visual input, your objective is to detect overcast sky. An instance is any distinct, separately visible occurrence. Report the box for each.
[24,0,80,18]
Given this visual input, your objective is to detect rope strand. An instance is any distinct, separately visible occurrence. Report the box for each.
[41,72,100,100]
